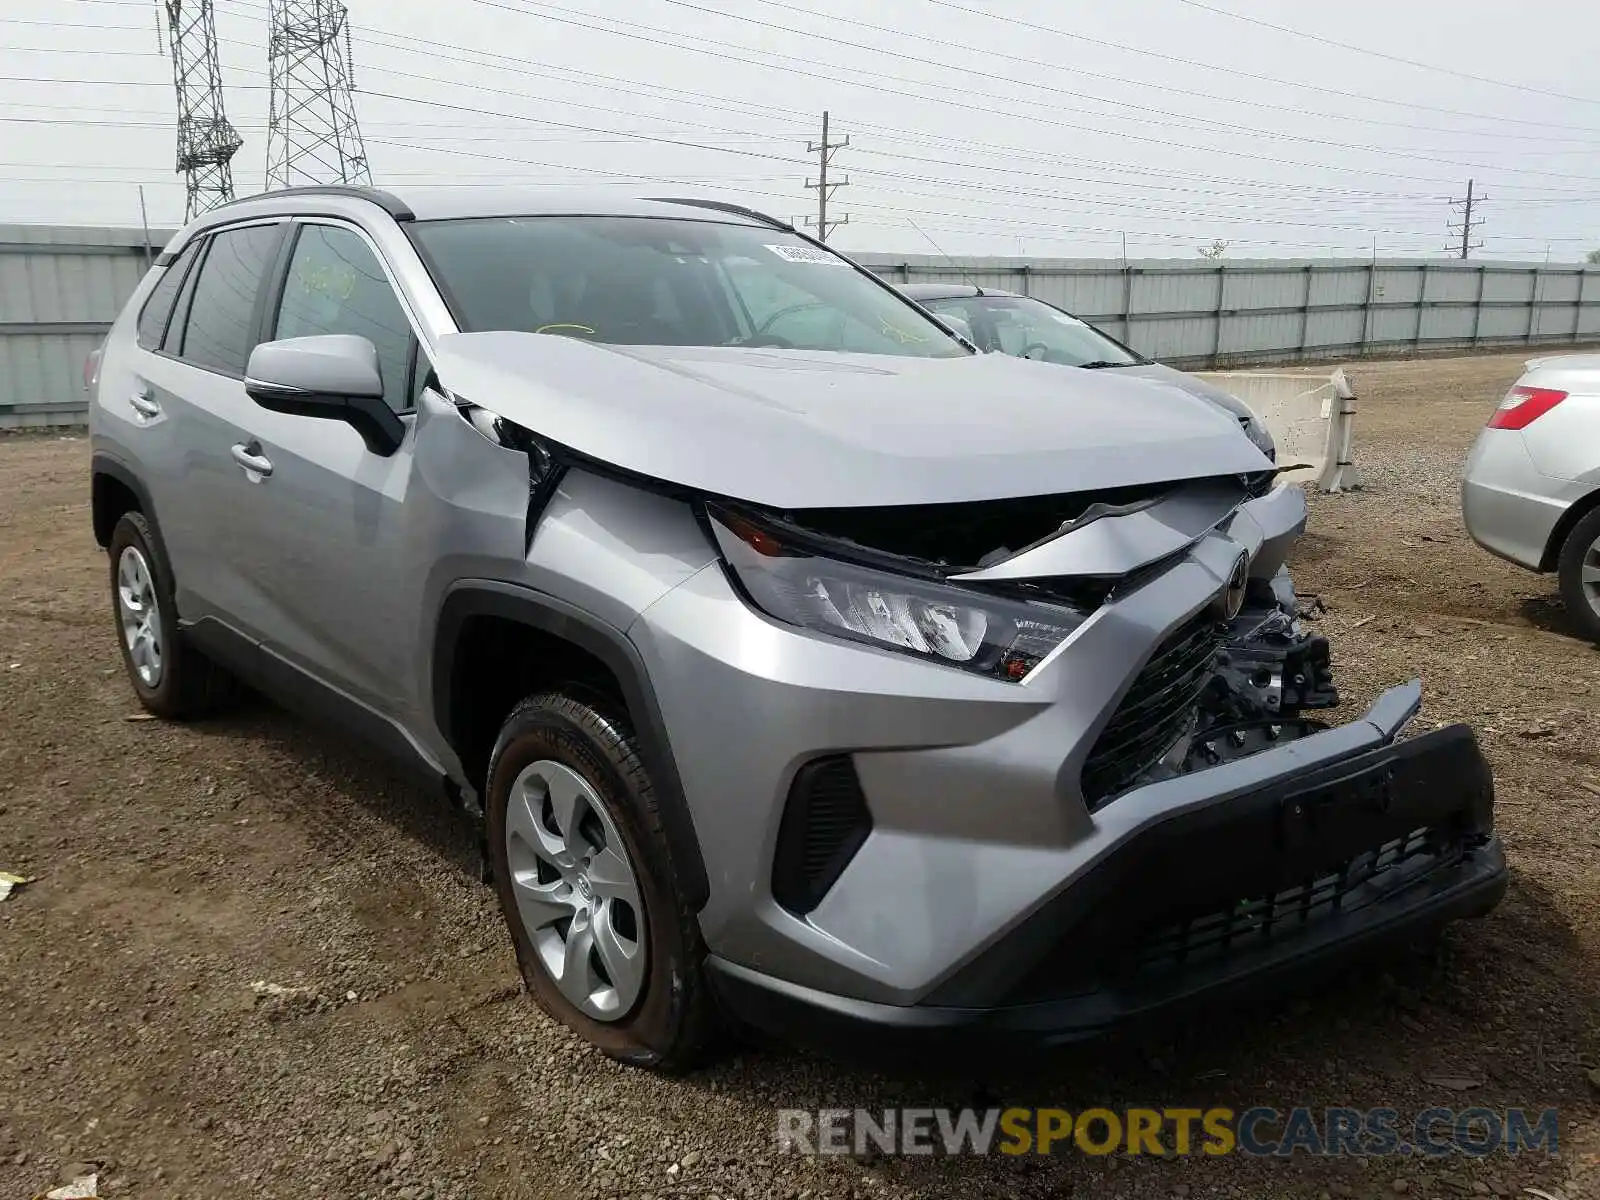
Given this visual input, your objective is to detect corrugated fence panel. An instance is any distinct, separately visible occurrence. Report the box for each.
[1477,303,1531,340]
[0,224,172,426]
[859,253,1598,369]
[1305,307,1364,352]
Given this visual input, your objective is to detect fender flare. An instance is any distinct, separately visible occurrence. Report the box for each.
[91,452,169,560]
[431,580,710,911]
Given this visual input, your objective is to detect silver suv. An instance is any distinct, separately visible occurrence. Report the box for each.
[89,186,1506,1070]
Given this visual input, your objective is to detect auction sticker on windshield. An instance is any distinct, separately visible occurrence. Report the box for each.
[767,244,849,265]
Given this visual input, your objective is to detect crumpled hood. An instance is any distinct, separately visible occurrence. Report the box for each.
[1118,361,1255,423]
[434,332,1272,508]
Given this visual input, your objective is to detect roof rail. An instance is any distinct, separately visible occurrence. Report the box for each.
[220,184,415,221]
[643,197,791,230]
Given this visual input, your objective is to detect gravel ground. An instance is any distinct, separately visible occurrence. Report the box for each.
[1,349,1597,1199]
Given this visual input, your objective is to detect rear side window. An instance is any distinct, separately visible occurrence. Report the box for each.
[136,243,200,350]
[176,223,282,375]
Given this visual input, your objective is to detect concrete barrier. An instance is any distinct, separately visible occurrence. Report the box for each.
[1197,368,1361,493]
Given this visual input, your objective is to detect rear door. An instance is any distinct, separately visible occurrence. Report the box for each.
[125,221,287,623]
[224,218,426,717]
[95,239,202,590]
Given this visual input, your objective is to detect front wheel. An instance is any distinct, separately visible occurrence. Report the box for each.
[1556,507,1600,643]
[485,691,716,1071]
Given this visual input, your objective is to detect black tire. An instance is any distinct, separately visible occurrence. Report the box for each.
[1556,507,1600,644]
[107,511,237,719]
[485,691,717,1072]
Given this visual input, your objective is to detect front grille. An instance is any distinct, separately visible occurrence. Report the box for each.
[771,756,873,915]
[1123,826,1454,979]
[1081,612,1223,808]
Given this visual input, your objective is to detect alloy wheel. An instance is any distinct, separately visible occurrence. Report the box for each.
[1581,536,1600,618]
[116,546,163,688]
[503,759,647,1021]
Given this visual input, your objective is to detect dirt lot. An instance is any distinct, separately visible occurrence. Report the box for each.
[1,349,1597,1200]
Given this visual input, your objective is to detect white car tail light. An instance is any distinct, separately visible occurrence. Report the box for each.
[1488,385,1566,431]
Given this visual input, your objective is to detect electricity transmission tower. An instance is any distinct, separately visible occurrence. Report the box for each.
[804,111,849,242]
[266,0,371,189]
[1446,178,1485,259]
[157,1,243,219]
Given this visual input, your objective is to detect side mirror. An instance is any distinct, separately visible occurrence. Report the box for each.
[244,334,404,456]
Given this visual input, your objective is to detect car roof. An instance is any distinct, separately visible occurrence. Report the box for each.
[897,282,1024,301]
[224,185,783,225]
[160,185,794,263]
[427,188,790,224]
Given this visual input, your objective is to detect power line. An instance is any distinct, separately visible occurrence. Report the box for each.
[651,0,1600,161]
[1169,0,1600,107]
[917,0,1600,135]
[804,110,848,242]
[30,0,1600,143]
[2,0,1593,251]
[6,0,1593,204]
[472,0,1600,186]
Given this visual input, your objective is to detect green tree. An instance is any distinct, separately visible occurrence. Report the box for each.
[1588,249,1600,264]
[1197,239,1230,260]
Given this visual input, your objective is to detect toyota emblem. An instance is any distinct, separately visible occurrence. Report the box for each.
[1216,551,1249,619]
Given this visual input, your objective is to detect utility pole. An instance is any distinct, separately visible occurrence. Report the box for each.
[157,1,242,219]
[804,110,849,242]
[1446,178,1485,259]
[266,0,370,189]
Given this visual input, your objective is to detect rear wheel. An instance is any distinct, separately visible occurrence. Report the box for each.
[1556,507,1600,643]
[107,512,236,718]
[485,691,716,1071]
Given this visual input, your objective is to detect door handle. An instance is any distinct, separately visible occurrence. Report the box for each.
[230,441,274,479]
[129,391,161,419]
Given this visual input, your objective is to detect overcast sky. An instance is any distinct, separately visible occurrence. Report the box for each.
[1,0,1595,260]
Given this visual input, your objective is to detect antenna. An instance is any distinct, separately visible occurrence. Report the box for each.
[157,1,243,219]
[906,216,979,291]
[266,0,371,188]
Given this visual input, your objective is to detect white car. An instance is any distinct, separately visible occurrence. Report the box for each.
[1462,353,1600,640]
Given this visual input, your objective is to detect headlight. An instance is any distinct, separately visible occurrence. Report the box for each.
[1245,416,1276,461]
[707,506,1085,681]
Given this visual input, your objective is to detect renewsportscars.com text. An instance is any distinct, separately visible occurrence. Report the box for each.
[776,1107,1559,1158]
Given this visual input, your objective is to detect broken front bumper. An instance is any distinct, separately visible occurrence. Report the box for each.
[708,684,1505,1054]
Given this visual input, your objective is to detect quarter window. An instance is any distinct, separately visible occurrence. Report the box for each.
[273,224,416,413]
[177,223,282,375]
[136,243,200,350]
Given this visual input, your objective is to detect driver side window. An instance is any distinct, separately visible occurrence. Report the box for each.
[273,223,417,413]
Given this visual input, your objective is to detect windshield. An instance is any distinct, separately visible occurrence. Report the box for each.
[921,294,1143,367]
[409,216,967,358]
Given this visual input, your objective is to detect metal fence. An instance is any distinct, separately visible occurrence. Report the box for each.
[3,225,1598,427]
[0,224,174,428]
[858,253,1600,369]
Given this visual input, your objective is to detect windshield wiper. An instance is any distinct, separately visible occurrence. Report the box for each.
[1075,359,1136,369]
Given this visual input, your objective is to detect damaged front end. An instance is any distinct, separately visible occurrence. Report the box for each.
[697,471,1506,1048]
[711,468,1350,810]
